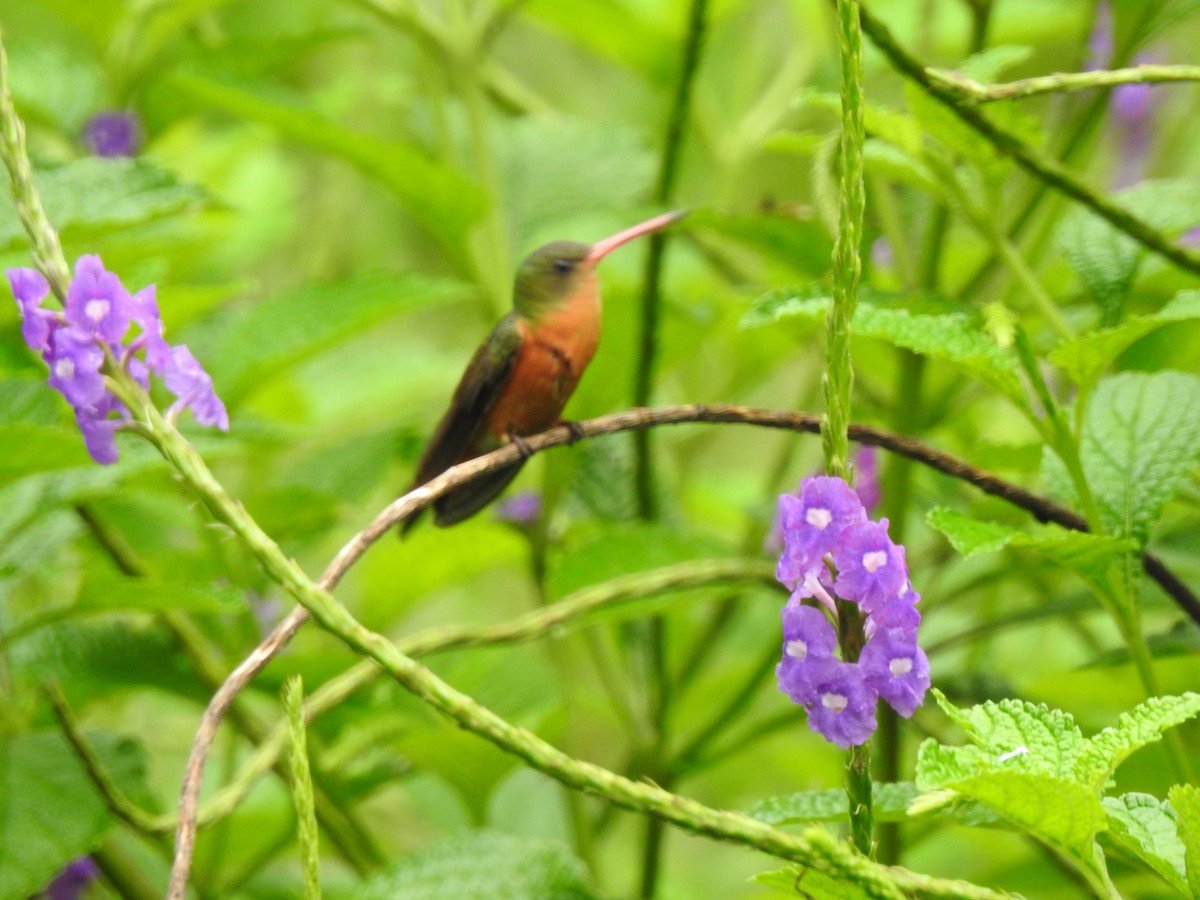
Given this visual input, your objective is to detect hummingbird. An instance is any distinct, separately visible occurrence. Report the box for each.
[402,210,685,532]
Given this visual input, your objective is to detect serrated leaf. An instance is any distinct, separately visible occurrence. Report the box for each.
[181,271,464,402]
[0,158,205,247]
[753,865,874,899]
[354,830,596,900]
[1057,180,1200,323]
[742,289,1025,404]
[928,690,1085,778]
[1044,372,1200,544]
[0,732,146,899]
[1077,694,1200,791]
[1168,784,1200,896]
[1102,793,1189,894]
[167,73,485,260]
[1049,291,1200,387]
[926,508,1134,601]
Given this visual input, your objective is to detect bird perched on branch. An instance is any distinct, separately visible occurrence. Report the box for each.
[402,210,686,532]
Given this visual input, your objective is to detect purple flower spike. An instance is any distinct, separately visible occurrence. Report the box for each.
[165,344,229,430]
[495,490,542,527]
[776,603,838,704]
[6,267,58,350]
[776,477,866,589]
[45,856,100,900]
[803,660,878,749]
[46,327,107,413]
[833,518,908,614]
[83,110,142,158]
[860,627,930,717]
[852,445,881,516]
[66,255,131,344]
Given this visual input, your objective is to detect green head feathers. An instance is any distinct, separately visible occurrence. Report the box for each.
[512,241,594,318]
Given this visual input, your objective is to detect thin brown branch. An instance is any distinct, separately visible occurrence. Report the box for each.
[171,402,1200,888]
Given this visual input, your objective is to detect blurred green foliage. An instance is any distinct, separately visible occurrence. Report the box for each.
[2,0,1200,898]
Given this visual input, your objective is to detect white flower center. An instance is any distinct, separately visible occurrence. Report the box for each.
[863,550,887,572]
[805,507,832,529]
[889,657,912,677]
[85,298,110,322]
[821,691,848,713]
[54,357,75,380]
[785,639,808,660]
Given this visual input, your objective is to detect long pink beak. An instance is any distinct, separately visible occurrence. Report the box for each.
[585,210,688,264]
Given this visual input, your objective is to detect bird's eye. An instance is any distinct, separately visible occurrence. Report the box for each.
[552,258,575,275]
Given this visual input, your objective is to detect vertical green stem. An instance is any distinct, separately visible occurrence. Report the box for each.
[633,4,709,893]
[829,0,871,857]
[284,677,322,900]
[632,0,709,520]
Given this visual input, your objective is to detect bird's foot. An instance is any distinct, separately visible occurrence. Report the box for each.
[558,419,586,444]
[507,430,534,459]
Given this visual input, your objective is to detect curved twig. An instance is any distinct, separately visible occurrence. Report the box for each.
[930,63,1200,104]
[170,402,1200,894]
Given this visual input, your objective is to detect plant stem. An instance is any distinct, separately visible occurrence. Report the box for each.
[633,0,709,520]
[931,62,1200,103]
[829,0,874,858]
[856,4,1200,278]
[283,677,321,900]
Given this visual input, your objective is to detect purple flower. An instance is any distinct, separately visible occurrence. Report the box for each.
[164,344,229,430]
[870,237,894,271]
[7,267,59,350]
[128,284,172,372]
[772,474,928,747]
[852,445,881,516]
[860,626,930,717]
[65,255,132,344]
[7,256,229,463]
[44,856,100,900]
[833,518,908,615]
[46,326,107,413]
[1086,1,1113,71]
[776,603,839,703]
[802,660,879,749]
[495,490,542,527]
[775,477,866,589]
[82,111,142,158]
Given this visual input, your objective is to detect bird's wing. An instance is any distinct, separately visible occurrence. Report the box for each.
[401,314,523,531]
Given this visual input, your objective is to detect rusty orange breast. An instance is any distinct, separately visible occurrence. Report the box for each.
[485,289,601,440]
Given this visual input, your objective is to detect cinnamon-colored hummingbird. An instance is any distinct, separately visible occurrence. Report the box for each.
[403,210,686,531]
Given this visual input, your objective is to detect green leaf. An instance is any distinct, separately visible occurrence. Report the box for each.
[1045,372,1200,543]
[0,424,89,479]
[0,158,205,248]
[753,865,873,899]
[750,783,920,825]
[926,508,1134,599]
[1057,180,1200,323]
[1049,290,1200,387]
[6,573,244,642]
[687,209,833,277]
[0,378,63,426]
[1168,784,1200,896]
[167,73,486,260]
[747,782,1003,829]
[181,271,465,402]
[497,117,655,240]
[742,289,1025,404]
[0,732,146,899]
[354,830,596,900]
[928,690,1085,779]
[1102,793,1189,894]
[1076,694,1200,791]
